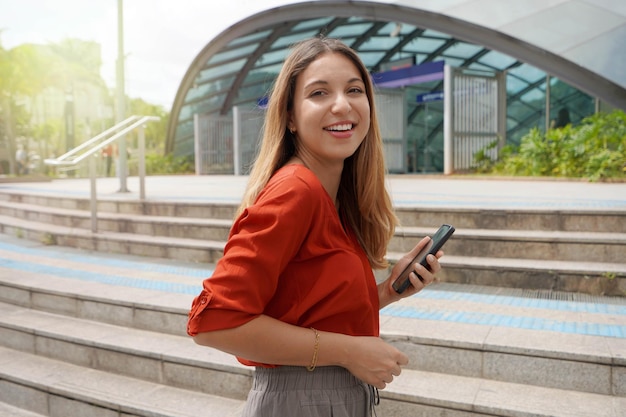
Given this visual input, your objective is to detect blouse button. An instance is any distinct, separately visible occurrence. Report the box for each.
[200,297,207,304]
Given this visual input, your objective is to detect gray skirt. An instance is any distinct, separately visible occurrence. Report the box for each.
[241,366,376,417]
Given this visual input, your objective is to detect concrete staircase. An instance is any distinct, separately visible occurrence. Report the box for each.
[0,187,624,295]
[0,180,625,416]
[0,235,624,416]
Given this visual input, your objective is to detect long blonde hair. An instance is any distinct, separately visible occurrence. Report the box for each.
[236,37,397,269]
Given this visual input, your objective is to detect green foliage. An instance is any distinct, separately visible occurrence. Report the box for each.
[0,43,45,95]
[473,139,499,173]
[484,110,626,181]
[145,152,193,175]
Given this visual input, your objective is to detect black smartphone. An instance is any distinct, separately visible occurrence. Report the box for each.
[392,224,455,294]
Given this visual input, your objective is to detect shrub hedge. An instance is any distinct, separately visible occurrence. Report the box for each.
[476,110,626,181]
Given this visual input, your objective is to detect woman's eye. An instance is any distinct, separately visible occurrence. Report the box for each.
[310,90,326,97]
[348,87,364,94]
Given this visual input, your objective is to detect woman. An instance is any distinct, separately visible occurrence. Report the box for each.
[187,37,443,416]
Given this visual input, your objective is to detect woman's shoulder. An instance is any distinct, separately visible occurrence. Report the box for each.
[253,164,328,210]
[267,164,324,194]
[273,164,318,181]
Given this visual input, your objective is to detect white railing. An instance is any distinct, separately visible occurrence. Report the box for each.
[44,115,160,232]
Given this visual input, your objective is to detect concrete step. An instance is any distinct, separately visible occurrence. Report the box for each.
[380,367,625,417]
[0,192,237,220]
[2,214,625,296]
[3,190,626,233]
[3,200,626,264]
[0,200,232,241]
[394,206,626,233]
[390,254,626,296]
[0,347,245,417]
[0,214,226,264]
[391,225,626,263]
[0,402,46,417]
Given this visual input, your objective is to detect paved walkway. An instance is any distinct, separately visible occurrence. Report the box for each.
[1,174,626,210]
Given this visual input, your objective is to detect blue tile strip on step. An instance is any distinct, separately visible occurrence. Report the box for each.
[379,304,625,338]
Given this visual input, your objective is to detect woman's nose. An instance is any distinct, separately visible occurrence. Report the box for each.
[331,93,351,114]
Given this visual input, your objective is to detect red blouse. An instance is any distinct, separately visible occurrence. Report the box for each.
[187,164,380,367]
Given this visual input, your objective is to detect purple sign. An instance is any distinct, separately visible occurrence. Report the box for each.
[372,61,444,88]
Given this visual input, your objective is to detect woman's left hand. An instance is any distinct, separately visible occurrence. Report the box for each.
[378,236,443,308]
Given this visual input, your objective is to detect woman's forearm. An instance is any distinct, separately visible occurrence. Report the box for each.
[193,315,351,368]
[193,314,410,389]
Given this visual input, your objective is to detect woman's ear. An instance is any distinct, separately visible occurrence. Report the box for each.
[287,117,296,134]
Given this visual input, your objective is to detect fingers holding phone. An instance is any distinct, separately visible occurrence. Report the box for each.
[407,253,440,290]
[391,224,454,294]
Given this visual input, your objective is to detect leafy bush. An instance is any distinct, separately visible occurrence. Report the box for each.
[472,140,499,173]
[480,110,626,181]
[145,153,194,175]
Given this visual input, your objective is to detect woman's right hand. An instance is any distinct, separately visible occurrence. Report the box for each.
[339,335,408,389]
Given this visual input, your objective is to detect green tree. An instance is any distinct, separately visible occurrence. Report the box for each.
[46,39,107,92]
[128,97,169,152]
[0,41,48,174]
[0,43,48,95]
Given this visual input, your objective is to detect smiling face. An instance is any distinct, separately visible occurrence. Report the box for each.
[288,52,371,169]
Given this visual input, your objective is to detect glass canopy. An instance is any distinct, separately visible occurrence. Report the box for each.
[169,14,608,173]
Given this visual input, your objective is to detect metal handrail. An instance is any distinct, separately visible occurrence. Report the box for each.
[44,115,160,233]
[45,115,140,164]
[44,115,158,166]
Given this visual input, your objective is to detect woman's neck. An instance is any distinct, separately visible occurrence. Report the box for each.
[287,157,342,206]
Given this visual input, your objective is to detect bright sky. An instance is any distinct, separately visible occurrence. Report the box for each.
[0,0,294,109]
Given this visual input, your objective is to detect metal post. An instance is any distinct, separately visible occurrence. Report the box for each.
[443,64,454,175]
[116,0,129,192]
[193,113,200,175]
[2,94,16,176]
[233,106,241,176]
[89,155,97,233]
[497,70,507,148]
[423,104,429,173]
[64,86,75,154]
[138,125,146,200]
[545,75,551,132]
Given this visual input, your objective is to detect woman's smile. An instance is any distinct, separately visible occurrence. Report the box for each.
[324,122,358,138]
